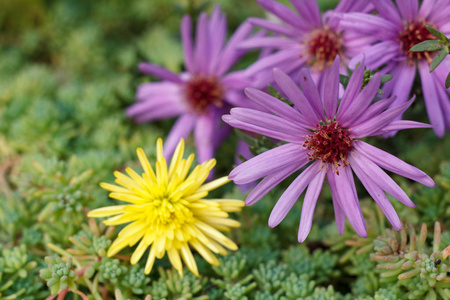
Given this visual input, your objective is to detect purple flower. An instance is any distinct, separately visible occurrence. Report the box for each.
[239,0,373,84]
[338,0,450,137]
[127,6,265,163]
[223,56,435,242]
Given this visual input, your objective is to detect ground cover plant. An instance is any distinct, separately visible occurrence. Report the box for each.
[0,0,450,299]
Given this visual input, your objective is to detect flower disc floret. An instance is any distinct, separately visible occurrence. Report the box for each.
[88,138,244,276]
[185,75,224,113]
[305,27,344,70]
[303,120,353,170]
[398,21,435,63]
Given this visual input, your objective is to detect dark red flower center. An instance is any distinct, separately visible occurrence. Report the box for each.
[304,27,343,71]
[398,20,435,63]
[185,75,224,113]
[303,121,353,173]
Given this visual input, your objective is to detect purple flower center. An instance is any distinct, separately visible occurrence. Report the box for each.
[398,20,435,63]
[303,120,353,173]
[304,27,343,71]
[185,75,224,113]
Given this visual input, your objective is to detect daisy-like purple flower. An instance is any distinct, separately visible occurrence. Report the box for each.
[223,56,435,242]
[338,0,450,137]
[127,6,264,163]
[239,0,373,83]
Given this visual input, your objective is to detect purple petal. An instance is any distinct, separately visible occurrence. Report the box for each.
[339,13,400,39]
[181,15,195,73]
[222,114,303,143]
[418,0,435,19]
[349,155,401,230]
[371,120,433,135]
[138,63,183,84]
[136,82,180,101]
[244,87,308,128]
[239,36,298,50]
[208,6,227,73]
[334,0,373,13]
[194,114,215,163]
[221,72,253,90]
[127,95,185,121]
[321,56,340,119]
[351,96,397,126]
[273,68,322,126]
[371,0,403,25]
[163,114,196,158]
[269,162,321,227]
[298,170,326,242]
[230,107,308,138]
[329,179,346,235]
[244,48,300,76]
[329,167,367,238]
[418,61,446,137]
[354,141,434,187]
[217,22,253,75]
[229,143,306,184]
[336,59,364,119]
[245,162,303,206]
[291,0,321,28]
[248,17,301,37]
[349,149,416,207]
[339,73,381,127]
[348,41,400,70]
[298,68,325,119]
[194,13,210,74]
[381,62,416,109]
[396,0,419,21]
[257,0,307,30]
[351,96,415,138]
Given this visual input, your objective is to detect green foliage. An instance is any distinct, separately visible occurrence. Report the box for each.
[39,256,78,295]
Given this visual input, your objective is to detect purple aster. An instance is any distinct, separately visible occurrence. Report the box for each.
[338,0,450,137]
[222,56,435,242]
[239,0,374,84]
[127,6,265,163]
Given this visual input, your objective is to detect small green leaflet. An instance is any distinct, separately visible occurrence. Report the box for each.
[430,49,448,72]
[409,40,443,52]
[445,72,450,89]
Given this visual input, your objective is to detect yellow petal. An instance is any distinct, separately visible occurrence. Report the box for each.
[100,182,133,194]
[87,206,127,218]
[195,221,238,250]
[156,138,164,162]
[180,243,199,277]
[109,192,146,204]
[190,239,219,266]
[130,239,149,265]
[167,247,182,271]
[107,234,134,257]
[168,139,184,178]
[179,154,195,181]
[144,247,157,274]
[136,147,157,181]
[196,176,230,193]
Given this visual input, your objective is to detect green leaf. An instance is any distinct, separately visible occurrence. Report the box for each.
[380,74,393,84]
[445,72,450,89]
[430,49,448,72]
[339,74,350,88]
[409,40,443,52]
[426,25,445,40]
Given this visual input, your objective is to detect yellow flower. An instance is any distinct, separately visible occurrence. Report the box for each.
[88,138,244,276]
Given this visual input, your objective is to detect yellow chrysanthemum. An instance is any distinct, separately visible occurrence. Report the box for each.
[88,138,244,276]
